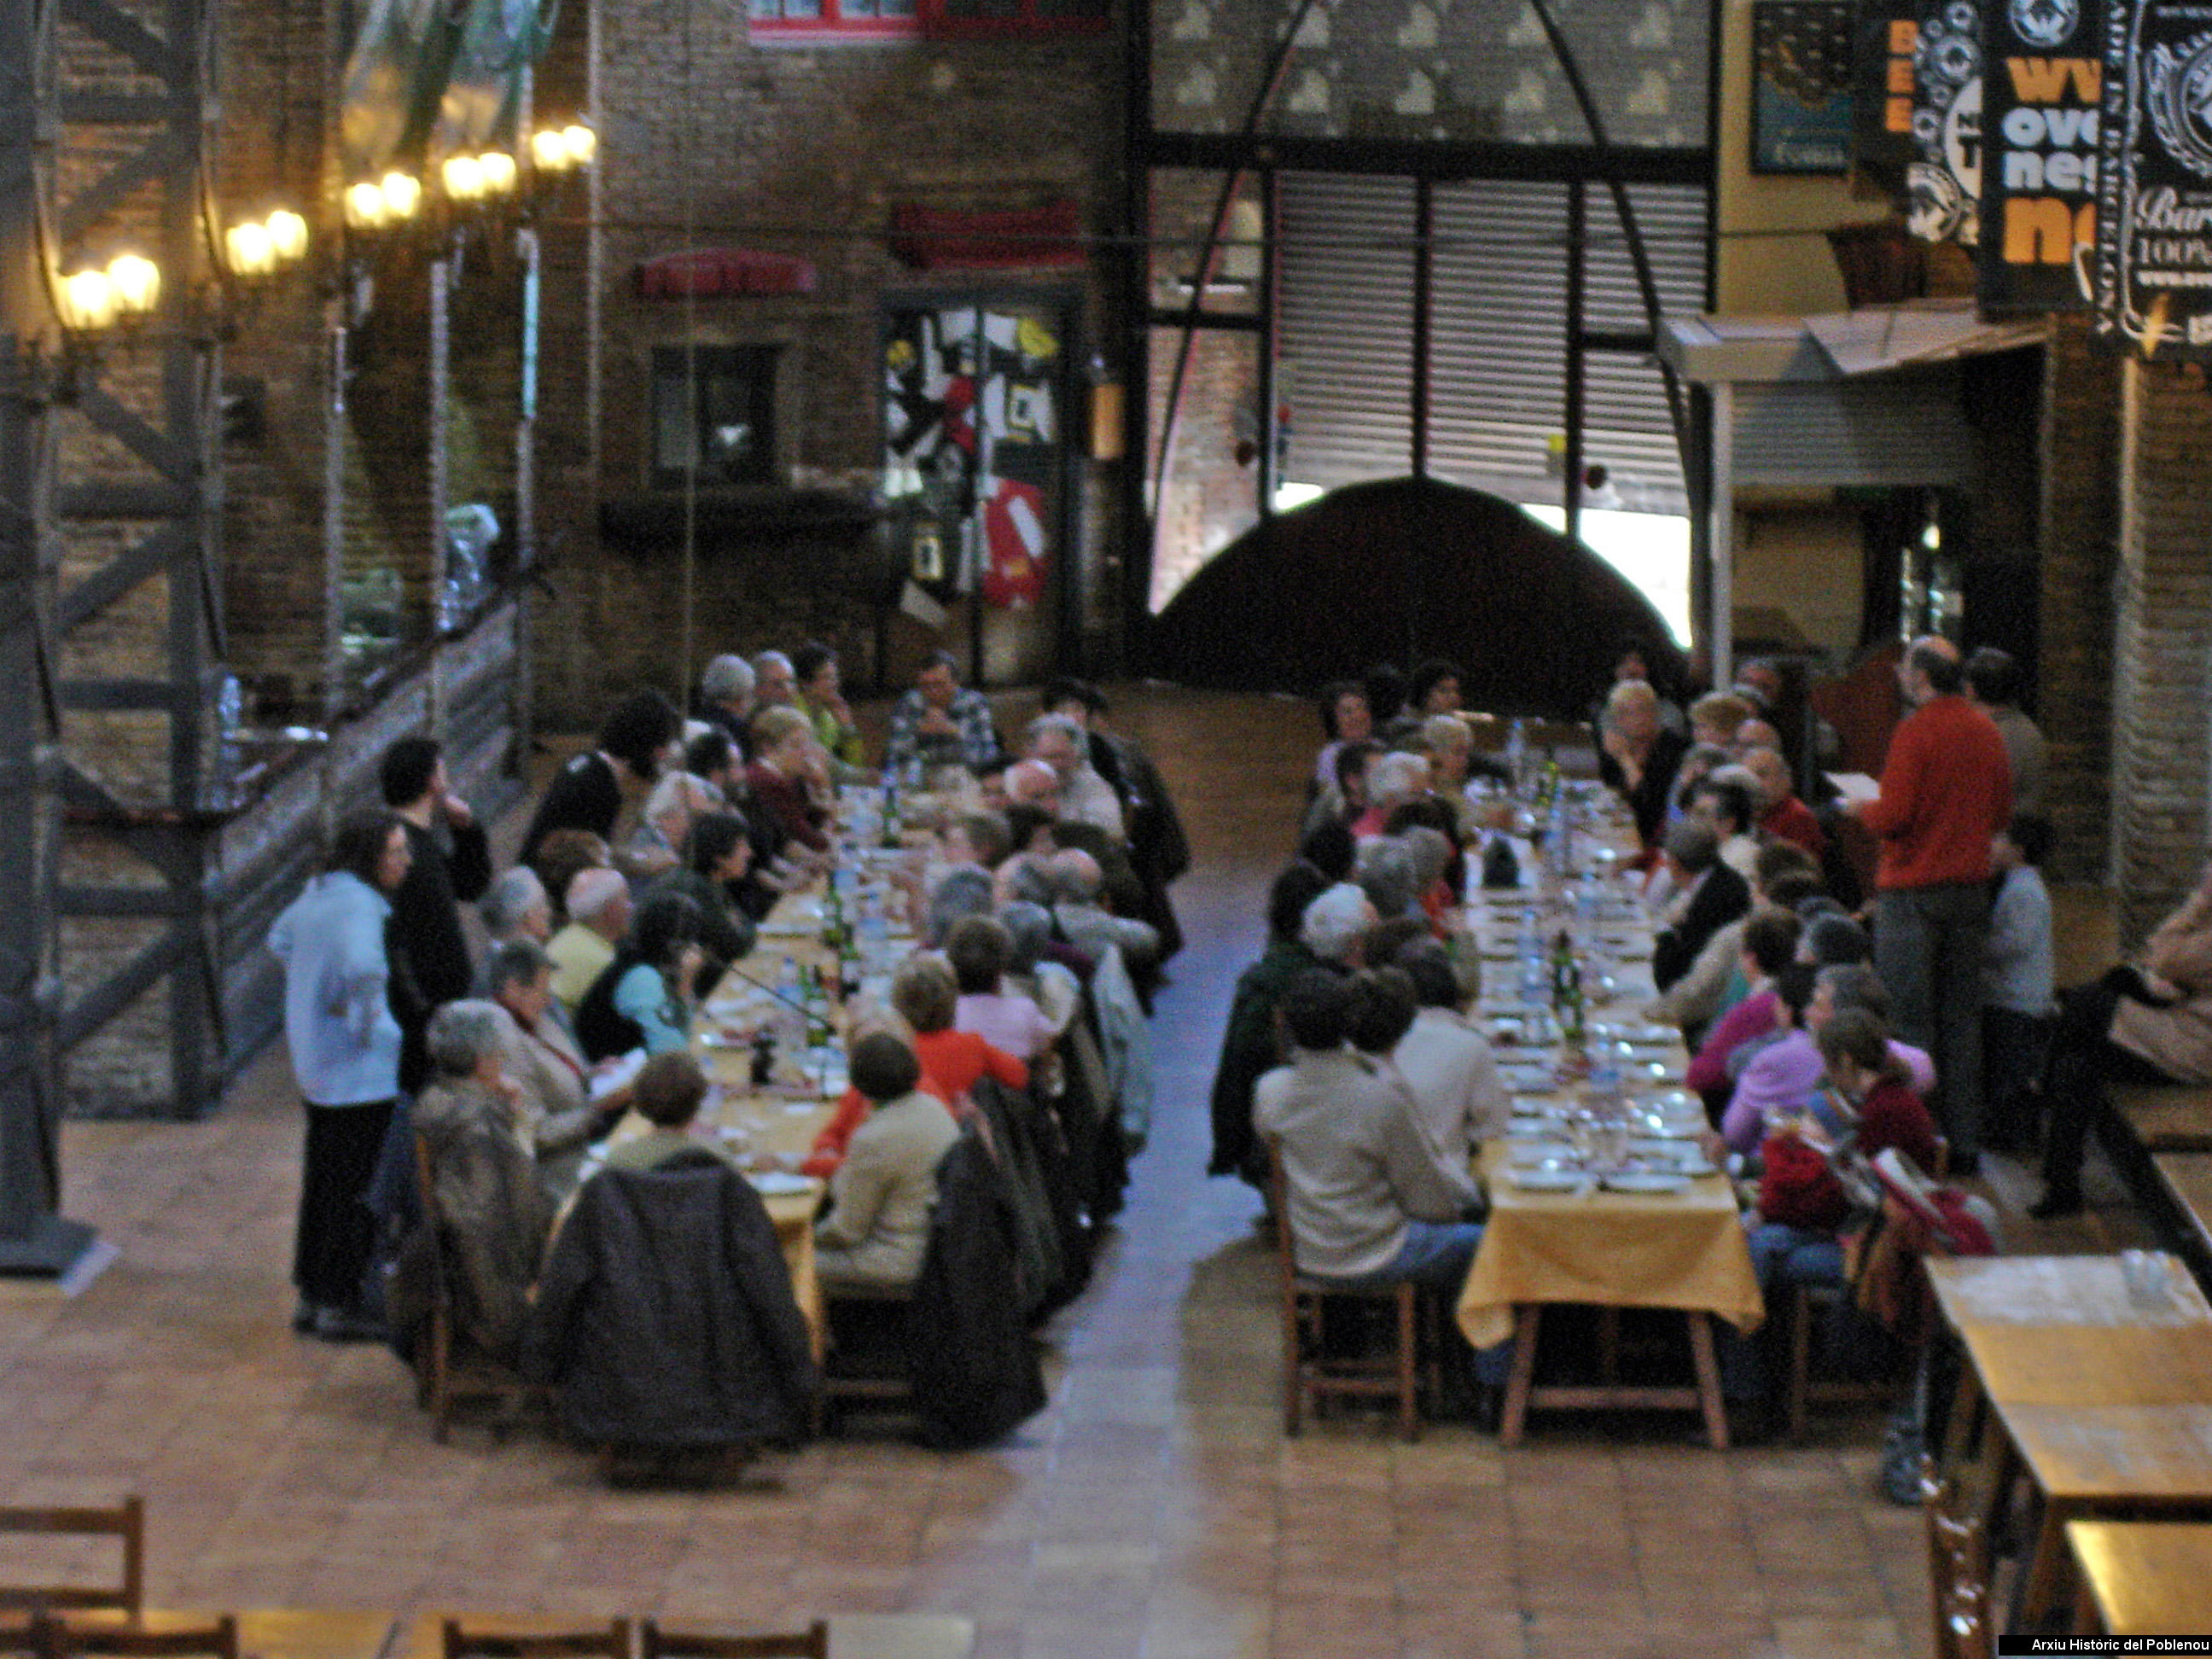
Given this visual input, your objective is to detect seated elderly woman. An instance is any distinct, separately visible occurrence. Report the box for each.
[814,1033,962,1290]
[744,706,833,857]
[891,956,1029,1098]
[625,768,723,882]
[479,866,553,952]
[998,901,1083,1039]
[1351,751,1430,839]
[406,999,557,1366]
[485,940,621,1197]
[573,891,707,1062]
[946,914,1056,1061]
[1354,835,1423,927]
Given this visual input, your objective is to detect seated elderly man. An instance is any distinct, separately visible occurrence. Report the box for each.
[1051,848,1160,974]
[1354,835,1423,924]
[1303,879,1378,970]
[888,649,999,772]
[548,867,632,1012]
[1256,969,1482,1290]
[485,940,620,1196]
[1742,745,1825,859]
[1004,757,1063,818]
[1652,818,1752,992]
[695,654,755,755]
[1688,770,1761,882]
[750,649,797,707]
[1027,713,1123,837]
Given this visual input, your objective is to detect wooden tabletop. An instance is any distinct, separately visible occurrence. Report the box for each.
[1928,1254,2212,1331]
[2068,1520,2212,1634]
[71,1609,397,1659]
[1959,1320,2212,1408]
[1996,1402,2212,1503]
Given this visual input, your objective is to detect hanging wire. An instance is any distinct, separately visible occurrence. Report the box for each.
[678,0,699,717]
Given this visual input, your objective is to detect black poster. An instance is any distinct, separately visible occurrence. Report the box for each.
[1978,0,2102,311]
[1906,0,1984,245]
[1854,0,1924,197]
[2095,0,2212,352]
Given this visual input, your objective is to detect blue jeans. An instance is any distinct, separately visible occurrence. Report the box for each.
[1316,1222,1511,1384]
[1717,1221,1846,1402]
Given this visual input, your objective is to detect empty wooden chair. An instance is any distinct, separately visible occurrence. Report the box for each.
[638,1620,829,1659]
[0,1499,143,1618]
[1266,1140,1430,1441]
[34,1615,237,1659]
[440,1620,632,1659]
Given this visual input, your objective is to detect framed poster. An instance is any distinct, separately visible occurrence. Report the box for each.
[1752,0,1857,173]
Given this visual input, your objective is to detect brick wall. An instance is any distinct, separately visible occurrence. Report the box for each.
[523,5,1130,729]
[2111,355,2212,941]
[2037,313,2121,887]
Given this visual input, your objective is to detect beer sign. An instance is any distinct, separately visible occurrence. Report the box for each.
[1978,0,2101,310]
[2096,0,2212,352]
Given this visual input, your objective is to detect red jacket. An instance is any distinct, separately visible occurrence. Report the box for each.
[1856,696,2011,890]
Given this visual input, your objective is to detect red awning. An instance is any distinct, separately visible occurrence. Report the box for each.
[636,248,819,299]
[888,199,1086,271]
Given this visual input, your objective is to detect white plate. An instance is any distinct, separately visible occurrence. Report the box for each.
[748,1170,815,1196]
[1508,1169,1586,1193]
[1601,1171,1690,1195]
[1674,1158,1719,1179]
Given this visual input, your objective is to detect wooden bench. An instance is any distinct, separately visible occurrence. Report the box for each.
[2113,1085,2212,1154]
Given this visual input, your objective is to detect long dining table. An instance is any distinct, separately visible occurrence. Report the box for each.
[1449,789,1763,1447]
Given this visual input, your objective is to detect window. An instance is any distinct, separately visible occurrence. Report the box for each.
[650,345,779,490]
[748,0,1103,42]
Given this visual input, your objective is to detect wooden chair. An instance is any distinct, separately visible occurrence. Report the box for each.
[638,1620,829,1659]
[413,1138,538,1442]
[0,1499,143,1618]
[440,1620,632,1659]
[1265,1140,1430,1442]
[815,1282,917,1435]
[1782,1280,1896,1441]
[33,1616,238,1659]
[1919,1458,1991,1659]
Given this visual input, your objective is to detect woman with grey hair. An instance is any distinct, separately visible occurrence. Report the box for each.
[1354,835,1421,923]
[486,940,615,1196]
[478,866,552,951]
[406,998,556,1365]
[696,653,756,753]
[999,899,1081,1040]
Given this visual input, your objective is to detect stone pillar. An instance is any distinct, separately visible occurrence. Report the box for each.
[2110,354,2212,940]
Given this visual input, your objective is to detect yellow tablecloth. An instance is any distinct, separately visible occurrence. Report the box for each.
[1456,1141,1765,1348]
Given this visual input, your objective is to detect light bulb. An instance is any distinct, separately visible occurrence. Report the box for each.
[478,151,516,195]
[381,170,422,220]
[105,253,160,316]
[63,268,115,330]
[226,219,274,276]
[265,209,308,262]
[531,127,570,171]
[442,154,485,201]
[346,182,389,230]
[562,124,596,166]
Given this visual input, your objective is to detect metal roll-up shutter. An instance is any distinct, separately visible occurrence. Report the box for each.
[1275,172,1710,514]
[1429,179,1572,505]
[1276,172,1417,489]
[1732,370,1977,487]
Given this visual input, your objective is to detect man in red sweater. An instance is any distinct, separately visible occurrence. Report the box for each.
[1849,637,2012,1168]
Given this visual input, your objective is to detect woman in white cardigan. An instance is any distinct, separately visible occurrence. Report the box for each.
[814,1033,959,1289]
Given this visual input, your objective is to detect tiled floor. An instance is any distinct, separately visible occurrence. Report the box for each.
[0,686,2143,1657]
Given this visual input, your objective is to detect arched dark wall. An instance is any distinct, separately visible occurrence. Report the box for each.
[1146,476,1687,719]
